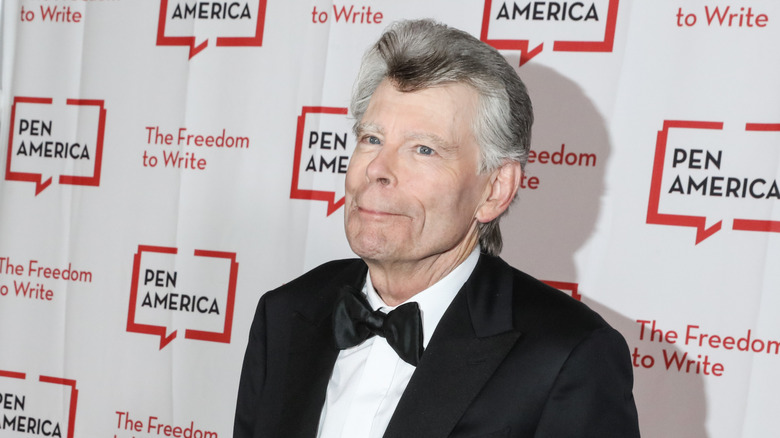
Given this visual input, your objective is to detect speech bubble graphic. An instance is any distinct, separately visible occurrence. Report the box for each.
[647,120,780,244]
[543,280,582,301]
[480,0,620,66]
[290,106,354,216]
[157,0,268,59]
[127,245,239,349]
[0,369,78,438]
[5,97,106,195]
[733,123,780,233]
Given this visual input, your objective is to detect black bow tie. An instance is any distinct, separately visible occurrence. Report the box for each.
[333,287,424,366]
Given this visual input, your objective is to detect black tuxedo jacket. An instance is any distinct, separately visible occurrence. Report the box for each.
[234,255,640,437]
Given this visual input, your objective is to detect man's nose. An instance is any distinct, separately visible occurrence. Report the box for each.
[365,146,397,187]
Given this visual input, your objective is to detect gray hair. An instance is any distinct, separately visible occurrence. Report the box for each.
[350,19,533,256]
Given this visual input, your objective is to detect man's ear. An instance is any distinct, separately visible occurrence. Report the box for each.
[476,161,522,223]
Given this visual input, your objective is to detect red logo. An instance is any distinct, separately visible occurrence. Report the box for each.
[480,0,620,66]
[127,245,239,349]
[0,369,78,438]
[647,120,780,243]
[543,280,582,301]
[290,106,354,216]
[157,0,268,58]
[5,97,106,195]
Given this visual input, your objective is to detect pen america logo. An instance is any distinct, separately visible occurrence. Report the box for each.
[480,0,619,65]
[157,0,268,58]
[647,120,780,244]
[127,245,239,349]
[0,370,78,438]
[5,97,106,195]
[290,106,355,216]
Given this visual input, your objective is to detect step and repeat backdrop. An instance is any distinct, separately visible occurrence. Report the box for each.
[1,1,778,437]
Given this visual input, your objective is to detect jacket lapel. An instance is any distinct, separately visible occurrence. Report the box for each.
[277,261,368,438]
[384,255,522,438]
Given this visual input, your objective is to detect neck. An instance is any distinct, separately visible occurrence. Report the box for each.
[366,231,479,307]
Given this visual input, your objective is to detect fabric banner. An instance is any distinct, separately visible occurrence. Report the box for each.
[1,1,778,436]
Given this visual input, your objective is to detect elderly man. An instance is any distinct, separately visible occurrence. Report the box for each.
[235,19,639,438]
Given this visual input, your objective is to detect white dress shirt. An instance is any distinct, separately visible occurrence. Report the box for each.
[317,248,481,438]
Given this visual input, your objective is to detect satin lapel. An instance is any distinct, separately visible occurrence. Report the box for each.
[277,262,368,438]
[384,255,521,438]
[277,309,339,437]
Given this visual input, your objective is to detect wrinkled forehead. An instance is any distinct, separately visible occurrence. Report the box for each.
[362,80,480,136]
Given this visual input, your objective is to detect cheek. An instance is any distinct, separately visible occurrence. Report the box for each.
[422,179,484,224]
[346,147,374,178]
[344,160,364,195]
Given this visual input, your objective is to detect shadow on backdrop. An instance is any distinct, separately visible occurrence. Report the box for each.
[500,60,708,438]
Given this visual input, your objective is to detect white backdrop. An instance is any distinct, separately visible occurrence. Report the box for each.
[1,1,779,437]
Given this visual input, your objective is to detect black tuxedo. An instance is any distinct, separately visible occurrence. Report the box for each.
[234,254,639,437]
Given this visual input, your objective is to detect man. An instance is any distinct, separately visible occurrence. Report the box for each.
[235,19,639,438]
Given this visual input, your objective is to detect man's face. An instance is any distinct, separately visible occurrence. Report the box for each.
[344,79,491,266]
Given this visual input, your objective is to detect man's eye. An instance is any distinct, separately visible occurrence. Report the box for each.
[365,136,380,145]
[417,145,434,155]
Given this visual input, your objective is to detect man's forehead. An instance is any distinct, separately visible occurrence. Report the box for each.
[371,78,479,109]
[356,81,478,147]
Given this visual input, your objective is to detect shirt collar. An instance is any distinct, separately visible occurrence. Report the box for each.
[363,247,481,347]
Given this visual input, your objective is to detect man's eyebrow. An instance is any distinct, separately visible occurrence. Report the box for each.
[407,132,457,153]
[355,122,384,136]
[355,123,457,153]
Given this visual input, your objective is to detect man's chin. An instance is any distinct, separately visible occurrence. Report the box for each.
[348,242,390,262]
[347,235,399,262]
